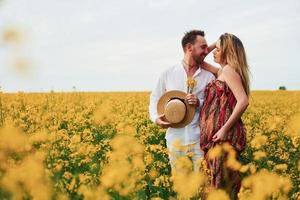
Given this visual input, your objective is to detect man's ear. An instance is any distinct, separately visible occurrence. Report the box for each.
[186,43,193,52]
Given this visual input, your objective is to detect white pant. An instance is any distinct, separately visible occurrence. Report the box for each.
[166,140,204,172]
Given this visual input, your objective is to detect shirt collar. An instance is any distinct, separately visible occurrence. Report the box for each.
[179,60,202,78]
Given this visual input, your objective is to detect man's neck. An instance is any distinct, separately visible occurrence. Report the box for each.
[183,55,199,71]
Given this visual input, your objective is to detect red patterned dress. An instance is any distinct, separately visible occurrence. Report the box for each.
[199,79,247,199]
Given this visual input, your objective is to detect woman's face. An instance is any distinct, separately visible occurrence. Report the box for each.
[213,40,222,64]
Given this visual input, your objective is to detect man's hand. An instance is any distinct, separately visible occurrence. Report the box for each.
[155,114,172,129]
[186,94,199,107]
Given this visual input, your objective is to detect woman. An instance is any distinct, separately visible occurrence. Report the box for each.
[199,33,250,199]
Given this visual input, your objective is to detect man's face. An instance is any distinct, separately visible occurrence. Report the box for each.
[187,35,208,64]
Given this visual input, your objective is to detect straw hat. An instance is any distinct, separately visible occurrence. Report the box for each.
[157,90,196,128]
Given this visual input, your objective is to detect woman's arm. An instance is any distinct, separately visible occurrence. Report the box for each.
[201,61,221,78]
[201,42,221,77]
[220,65,249,132]
[207,42,216,54]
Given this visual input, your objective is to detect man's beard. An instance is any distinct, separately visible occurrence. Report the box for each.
[192,55,204,65]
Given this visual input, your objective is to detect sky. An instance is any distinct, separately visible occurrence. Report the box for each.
[0,0,299,92]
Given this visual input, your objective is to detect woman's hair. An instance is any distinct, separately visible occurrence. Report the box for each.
[219,33,251,96]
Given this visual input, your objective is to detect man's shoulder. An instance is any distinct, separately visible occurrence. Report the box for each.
[160,63,180,76]
[166,63,180,72]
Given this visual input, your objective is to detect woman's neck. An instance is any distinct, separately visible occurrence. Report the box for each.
[219,62,227,68]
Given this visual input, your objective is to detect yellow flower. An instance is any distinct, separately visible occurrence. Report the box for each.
[207,144,222,160]
[171,157,206,199]
[253,150,266,160]
[250,134,268,149]
[240,170,292,199]
[274,164,288,172]
[207,189,230,200]
[186,78,197,93]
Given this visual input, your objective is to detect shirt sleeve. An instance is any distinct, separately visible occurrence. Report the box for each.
[208,72,216,82]
[149,70,167,124]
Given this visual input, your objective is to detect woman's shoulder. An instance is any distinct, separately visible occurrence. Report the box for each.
[222,65,241,81]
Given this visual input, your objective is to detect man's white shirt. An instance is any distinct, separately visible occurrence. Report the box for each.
[149,61,215,146]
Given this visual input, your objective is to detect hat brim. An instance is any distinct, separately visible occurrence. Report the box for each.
[157,90,196,128]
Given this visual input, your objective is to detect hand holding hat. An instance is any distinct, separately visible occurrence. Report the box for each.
[155,113,172,129]
[155,77,198,128]
[186,93,200,107]
[156,90,196,128]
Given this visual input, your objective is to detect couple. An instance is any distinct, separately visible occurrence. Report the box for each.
[149,29,250,199]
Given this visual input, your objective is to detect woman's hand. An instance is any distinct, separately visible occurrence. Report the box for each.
[207,41,217,54]
[200,41,219,77]
[212,127,227,143]
[201,42,216,61]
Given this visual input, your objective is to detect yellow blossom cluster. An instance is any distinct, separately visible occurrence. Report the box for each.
[0,90,299,199]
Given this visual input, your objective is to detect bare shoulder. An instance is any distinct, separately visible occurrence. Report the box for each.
[222,65,241,81]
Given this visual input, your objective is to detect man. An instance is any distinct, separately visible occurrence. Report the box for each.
[148,29,215,172]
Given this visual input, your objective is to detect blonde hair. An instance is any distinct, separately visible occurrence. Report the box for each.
[219,33,251,96]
